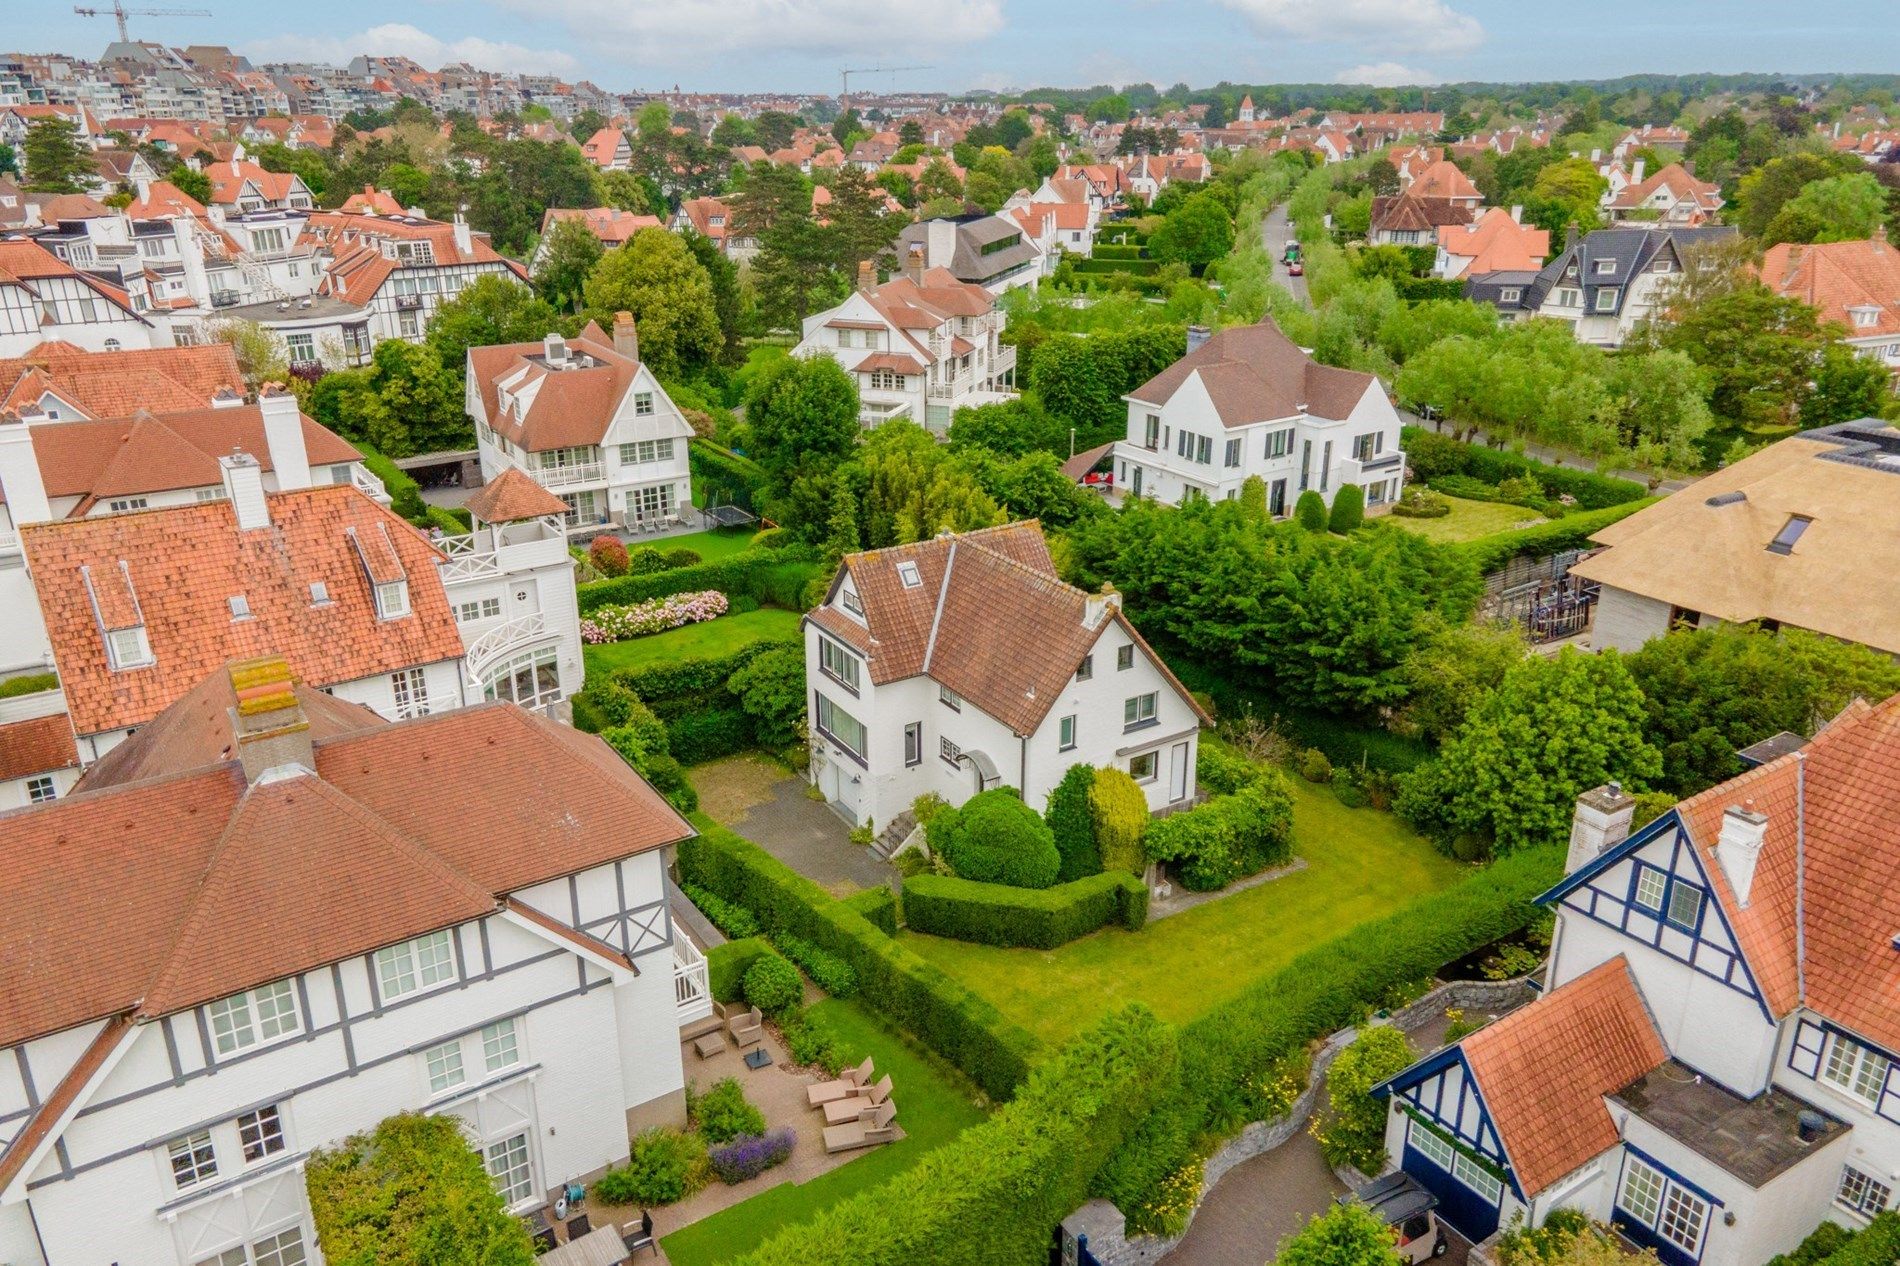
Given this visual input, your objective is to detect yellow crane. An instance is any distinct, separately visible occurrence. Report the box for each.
[838,65,932,113]
[73,1,212,44]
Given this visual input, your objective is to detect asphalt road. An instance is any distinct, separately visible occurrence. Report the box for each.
[1261,201,1310,308]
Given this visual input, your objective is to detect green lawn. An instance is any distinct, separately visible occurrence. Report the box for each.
[582,608,803,677]
[651,527,761,563]
[661,999,989,1266]
[1385,494,1546,544]
[902,778,1466,1047]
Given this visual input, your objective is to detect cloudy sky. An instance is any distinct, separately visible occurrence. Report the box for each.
[16,0,1895,93]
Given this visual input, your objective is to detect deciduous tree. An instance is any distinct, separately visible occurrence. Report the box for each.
[582,229,722,379]
[533,217,603,313]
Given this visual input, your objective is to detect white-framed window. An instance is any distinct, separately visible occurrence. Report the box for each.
[1076,654,1093,681]
[1059,714,1077,751]
[107,625,153,670]
[1618,1153,1666,1225]
[1839,1164,1893,1217]
[1264,428,1292,459]
[1593,258,1617,275]
[390,666,430,719]
[1453,1150,1504,1204]
[940,736,963,766]
[1129,750,1158,782]
[869,368,906,390]
[482,646,560,710]
[1124,692,1158,728]
[424,1038,466,1093]
[206,980,300,1056]
[904,722,923,766]
[617,438,674,465]
[196,486,227,503]
[284,333,317,365]
[1595,288,1620,312]
[375,579,410,620]
[26,775,56,804]
[629,483,676,523]
[485,1133,535,1206]
[169,1129,218,1188]
[398,310,420,339]
[1499,286,1522,303]
[1822,1032,1893,1105]
[237,1105,286,1162]
[107,497,150,513]
[819,637,860,692]
[250,1228,309,1266]
[482,1018,520,1072]
[1665,881,1703,931]
[815,694,866,760]
[1223,437,1242,468]
[938,683,965,711]
[1408,1118,1457,1171]
[458,597,503,622]
[1633,865,1667,913]
[1117,644,1135,671]
[633,391,654,415]
[376,929,456,1000]
[897,561,922,588]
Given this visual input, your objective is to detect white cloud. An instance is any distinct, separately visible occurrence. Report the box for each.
[245,23,579,76]
[492,0,1004,64]
[1334,61,1440,86]
[1219,0,1483,55]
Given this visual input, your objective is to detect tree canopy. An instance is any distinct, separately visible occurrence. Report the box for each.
[582,229,722,380]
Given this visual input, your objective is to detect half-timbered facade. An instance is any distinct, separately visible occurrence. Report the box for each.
[1377,694,1900,1264]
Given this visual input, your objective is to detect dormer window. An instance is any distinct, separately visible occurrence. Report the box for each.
[375,580,410,619]
[841,587,863,616]
[1852,306,1880,328]
[107,626,153,671]
[897,561,922,588]
[1593,258,1616,275]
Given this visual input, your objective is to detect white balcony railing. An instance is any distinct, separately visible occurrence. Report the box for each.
[532,462,604,490]
[993,344,1017,375]
[674,936,713,1024]
[438,532,501,581]
[349,464,389,503]
[465,612,549,681]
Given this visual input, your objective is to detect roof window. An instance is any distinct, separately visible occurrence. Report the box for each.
[228,594,251,620]
[375,579,411,619]
[309,581,331,605]
[897,561,922,588]
[1767,515,1812,556]
[106,625,153,671]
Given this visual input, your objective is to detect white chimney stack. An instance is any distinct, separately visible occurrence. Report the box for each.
[1632,159,1646,183]
[221,451,271,530]
[1510,204,1523,224]
[257,385,310,490]
[452,213,473,255]
[1566,783,1636,873]
[926,218,957,270]
[1716,802,1769,906]
[0,419,51,527]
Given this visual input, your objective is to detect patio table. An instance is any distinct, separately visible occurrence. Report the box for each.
[540,1224,631,1266]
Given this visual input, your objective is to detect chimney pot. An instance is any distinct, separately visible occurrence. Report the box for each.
[857,259,876,294]
[228,656,314,783]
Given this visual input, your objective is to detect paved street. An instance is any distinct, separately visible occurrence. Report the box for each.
[1262,201,1310,308]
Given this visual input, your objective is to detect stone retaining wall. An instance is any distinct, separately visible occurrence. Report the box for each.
[1061,975,1536,1265]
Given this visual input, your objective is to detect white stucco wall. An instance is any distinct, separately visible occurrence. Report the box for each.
[1589,585,1674,652]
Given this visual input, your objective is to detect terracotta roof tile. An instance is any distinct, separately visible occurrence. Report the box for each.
[1760,235,1900,340]
[0,713,79,782]
[467,332,647,452]
[463,467,568,523]
[1461,957,1667,1195]
[0,342,242,419]
[1128,318,1376,428]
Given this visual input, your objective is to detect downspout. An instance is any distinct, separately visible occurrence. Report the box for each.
[1020,734,1028,799]
[1795,750,1808,1006]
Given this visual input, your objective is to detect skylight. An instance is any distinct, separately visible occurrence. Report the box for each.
[897,562,922,589]
[1767,515,1812,555]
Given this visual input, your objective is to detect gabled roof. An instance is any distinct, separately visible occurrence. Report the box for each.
[1456,957,1666,1195]
[1604,162,1722,213]
[1525,225,1736,315]
[0,342,241,419]
[123,179,208,220]
[1437,209,1551,274]
[539,206,663,245]
[0,241,142,322]
[1405,159,1481,201]
[1371,191,1477,234]
[1760,234,1900,339]
[0,712,79,783]
[466,327,646,452]
[1126,317,1376,428]
[21,486,465,737]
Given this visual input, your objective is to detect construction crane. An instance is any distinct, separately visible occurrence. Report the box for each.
[838,65,932,112]
[73,1,212,44]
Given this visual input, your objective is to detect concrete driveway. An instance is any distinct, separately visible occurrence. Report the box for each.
[691,755,892,895]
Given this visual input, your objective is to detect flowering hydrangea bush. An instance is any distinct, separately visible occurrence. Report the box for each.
[706,1128,795,1185]
[581,590,729,643]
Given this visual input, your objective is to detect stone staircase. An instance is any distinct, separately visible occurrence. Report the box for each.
[871,810,917,861]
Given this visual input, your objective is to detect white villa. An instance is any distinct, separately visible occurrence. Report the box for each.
[802,521,1209,833]
[1375,692,1900,1264]
[0,656,703,1266]
[1112,320,1408,514]
[793,258,1017,433]
[467,317,696,534]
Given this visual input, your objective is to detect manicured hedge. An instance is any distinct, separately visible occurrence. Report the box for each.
[1142,778,1294,892]
[1070,257,1161,275]
[688,439,769,512]
[1094,846,1564,1230]
[667,707,756,764]
[839,885,899,936]
[679,820,1041,1101]
[1451,499,1655,576]
[707,936,777,1002]
[609,638,800,702]
[577,547,821,614]
[1400,428,1648,509]
[1091,243,1147,261]
[684,881,761,939]
[902,871,1148,949]
[729,1006,1177,1266]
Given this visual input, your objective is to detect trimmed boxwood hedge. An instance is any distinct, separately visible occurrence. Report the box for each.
[1400,427,1648,510]
[679,819,1042,1101]
[707,936,778,1003]
[902,871,1147,949]
[1451,500,1655,576]
[839,885,899,935]
[1093,845,1564,1228]
[609,638,800,702]
[688,439,769,512]
[577,548,822,614]
[729,1006,1177,1266]
[667,707,756,764]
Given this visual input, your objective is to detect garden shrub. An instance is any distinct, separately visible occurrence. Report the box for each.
[685,883,762,941]
[902,871,1148,948]
[1047,763,1102,882]
[690,1077,766,1145]
[1452,501,1654,576]
[1327,484,1365,533]
[628,545,669,574]
[582,590,729,643]
[602,722,697,814]
[725,647,807,748]
[595,1128,709,1205]
[839,886,898,935]
[751,526,791,549]
[1399,427,1647,509]
[1294,489,1329,532]
[706,936,774,1002]
[728,1006,1178,1266]
[611,638,800,703]
[780,1006,848,1073]
[727,594,763,614]
[664,547,704,568]
[588,534,630,578]
[1429,473,1504,502]
[707,1129,795,1184]
[1142,776,1294,891]
[930,789,1062,889]
[1331,763,1370,809]
[1090,767,1149,875]
[678,820,1041,1100]
[577,547,821,613]
[1312,1025,1417,1172]
[742,954,803,1015]
[667,708,756,764]
[1300,748,1333,783]
[776,933,859,997]
[1390,488,1451,519]
[1196,743,1266,796]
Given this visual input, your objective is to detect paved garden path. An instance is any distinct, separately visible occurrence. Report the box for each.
[691,756,892,895]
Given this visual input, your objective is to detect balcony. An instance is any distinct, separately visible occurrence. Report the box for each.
[348,464,389,504]
[465,612,550,681]
[531,461,604,491]
[438,516,569,585]
[438,532,501,580]
[674,935,712,1024]
[394,294,424,310]
[0,527,17,553]
[993,343,1016,376]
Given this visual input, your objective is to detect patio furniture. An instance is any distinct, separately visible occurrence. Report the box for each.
[566,1213,591,1238]
[744,1047,772,1070]
[822,1100,898,1154]
[538,1224,631,1266]
[622,1211,658,1258]
[693,1029,727,1059]
[806,1056,874,1106]
[727,1005,763,1049]
[822,1074,892,1124]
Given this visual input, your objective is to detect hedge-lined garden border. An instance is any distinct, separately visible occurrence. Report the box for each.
[578,547,820,614]
[1449,499,1656,576]
[901,871,1147,949]
[1400,427,1650,509]
[679,820,1041,1101]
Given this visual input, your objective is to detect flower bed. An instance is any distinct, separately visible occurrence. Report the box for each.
[708,1128,796,1184]
[582,590,729,644]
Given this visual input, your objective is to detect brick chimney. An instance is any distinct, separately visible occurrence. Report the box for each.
[903,242,925,284]
[613,311,639,361]
[1566,783,1635,873]
[856,259,876,294]
[258,384,310,490]
[228,656,314,783]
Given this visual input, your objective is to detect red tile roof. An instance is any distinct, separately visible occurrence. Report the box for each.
[1438,209,1552,274]
[464,467,568,523]
[1461,957,1667,1195]
[21,487,465,737]
[0,712,78,782]
[539,206,663,246]
[1760,234,1900,340]
[0,342,242,420]
[1604,162,1722,214]
[1128,318,1375,427]
[467,327,644,452]
[0,241,140,320]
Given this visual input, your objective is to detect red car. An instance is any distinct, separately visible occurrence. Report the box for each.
[1288,260,1304,276]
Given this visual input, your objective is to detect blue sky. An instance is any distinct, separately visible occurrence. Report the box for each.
[15,0,1897,94]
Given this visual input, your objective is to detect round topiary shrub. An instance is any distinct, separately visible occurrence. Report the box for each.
[589,534,630,577]
[664,547,704,568]
[1327,484,1365,534]
[1300,748,1333,784]
[932,789,1061,889]
[628,545,669,574]
[1294,489,1329,532]
[742,953,801,1015]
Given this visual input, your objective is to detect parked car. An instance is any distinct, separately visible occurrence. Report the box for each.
[1339,1173,1448,1262]
[1288,260,1304,276]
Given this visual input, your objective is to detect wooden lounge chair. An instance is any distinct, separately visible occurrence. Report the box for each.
[806,1056,873,1107]
[823,1101,897,1154]
[822,1074,893,1125]
[727,1005,764,1050]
